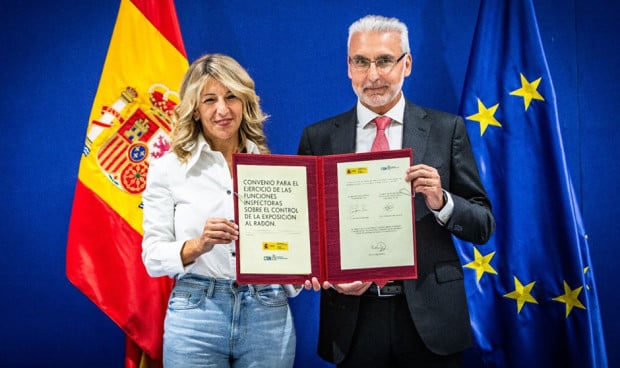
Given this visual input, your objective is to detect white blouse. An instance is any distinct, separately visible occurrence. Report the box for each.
[141,134,257,279]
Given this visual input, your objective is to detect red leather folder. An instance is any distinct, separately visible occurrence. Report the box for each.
[232,149,417,284]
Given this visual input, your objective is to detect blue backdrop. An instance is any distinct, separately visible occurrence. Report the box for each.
[1,1,618,367]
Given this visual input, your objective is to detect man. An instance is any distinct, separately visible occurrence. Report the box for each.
[298,15,495,368]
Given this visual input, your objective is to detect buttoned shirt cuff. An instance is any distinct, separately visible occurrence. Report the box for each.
[430,190,454,226]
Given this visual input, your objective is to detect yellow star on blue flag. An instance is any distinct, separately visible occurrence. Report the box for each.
[464,246,497,282]
[466,98,502,136]
[553,281,586,318]
[503,276,538,313]
[510,73,545,110]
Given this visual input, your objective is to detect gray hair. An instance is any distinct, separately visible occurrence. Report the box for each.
[347,15,410,54]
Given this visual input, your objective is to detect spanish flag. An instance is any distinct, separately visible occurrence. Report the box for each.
[66,0,188,366]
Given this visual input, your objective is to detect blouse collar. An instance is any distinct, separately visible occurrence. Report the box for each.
[183,133,260,172]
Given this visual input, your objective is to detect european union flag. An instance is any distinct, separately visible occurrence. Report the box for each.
[456,1,608,366]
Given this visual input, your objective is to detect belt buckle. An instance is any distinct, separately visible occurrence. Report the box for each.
[376,281,394,297]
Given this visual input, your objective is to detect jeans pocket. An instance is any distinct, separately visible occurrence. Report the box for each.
[168,285,205,310]
[254,285,288,307]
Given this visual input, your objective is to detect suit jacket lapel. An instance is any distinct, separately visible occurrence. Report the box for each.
[402,100,434,219]
[331,102,430,158]
[330,107,357,154]
[402,100,430,165]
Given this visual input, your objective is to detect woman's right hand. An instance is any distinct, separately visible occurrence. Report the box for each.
[181,218,238,265]
[200,218,239,251]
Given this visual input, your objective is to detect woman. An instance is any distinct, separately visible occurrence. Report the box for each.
[142,54,296,367]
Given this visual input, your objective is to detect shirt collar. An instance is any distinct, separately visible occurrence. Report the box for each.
[183,133,208,172]
[183,134,260,173]
[357,93,406,128]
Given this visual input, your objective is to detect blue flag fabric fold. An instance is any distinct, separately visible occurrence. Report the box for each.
[456,1,607,366]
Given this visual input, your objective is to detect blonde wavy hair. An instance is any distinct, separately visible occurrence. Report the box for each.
[171,54,270,162]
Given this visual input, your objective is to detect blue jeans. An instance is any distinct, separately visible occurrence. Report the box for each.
[163,275,296,368]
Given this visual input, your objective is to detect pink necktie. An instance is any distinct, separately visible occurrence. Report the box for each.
[371,116,391,152]
[371,116,392,289]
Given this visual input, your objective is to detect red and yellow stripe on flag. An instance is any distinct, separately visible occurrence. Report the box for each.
[66,0,188,366]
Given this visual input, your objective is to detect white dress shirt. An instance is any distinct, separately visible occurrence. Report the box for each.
[355,95,405,153]
[142,134,251,279]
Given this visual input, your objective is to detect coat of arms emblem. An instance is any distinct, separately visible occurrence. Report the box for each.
[83,84,178,194]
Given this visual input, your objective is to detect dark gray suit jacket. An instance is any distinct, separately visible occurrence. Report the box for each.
[297,99,495,363]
